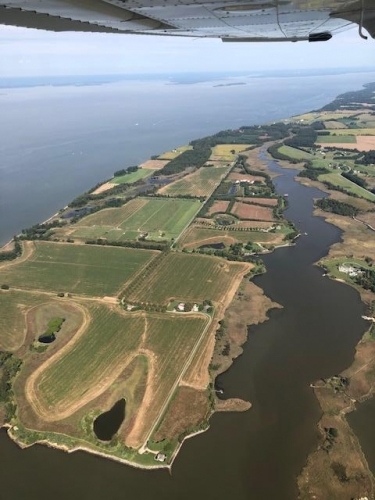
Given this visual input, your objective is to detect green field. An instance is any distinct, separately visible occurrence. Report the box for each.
[278,145,314,160]
[126,252,246,304]
[32,308,207,437]
[111,169,154,184]
[74,198,201,241]
[317,135,357,143]
[35,306,144,413]
[319,173,375,202]
[159,166,229,198]
[1,242,156,296]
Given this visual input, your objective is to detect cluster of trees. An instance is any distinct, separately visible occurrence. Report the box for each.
[357,150,375,165]
[298,161,330,181]
[20,220,67,241]
[195,242,263,262]
[148,192,205,201]
[0,239,22,261]
[157,143,211,176]
[315,198,359,217]
[355,268,375,292]
[84,238,168,251]
[342,170,367,189]
[285,126,318,148]
[0,351,22,421]
[114,166,138,177]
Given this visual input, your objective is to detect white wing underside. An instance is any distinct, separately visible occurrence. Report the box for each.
[0,0,374,41]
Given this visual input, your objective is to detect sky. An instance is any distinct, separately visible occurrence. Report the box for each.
[0,22,374,77]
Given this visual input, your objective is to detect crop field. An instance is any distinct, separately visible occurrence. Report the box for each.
[231,202,275,221]
[0,242,156,296]
[74,198,201,241]
[158,145,192,160]
[28,306,145,418]
[111,169,154,184]
[26,307,207,446]
[278,145,314,160]
[235,197,278,207]
[295,111,357,123]
[210,144,250,162]
[323,121,348,129]
[158,166,230,197]
[75,199,149,227]
[126,313,208,447]
[323,128,375,136]
[126,252,247,304]
[0,290,49,352]
[207,200,230,215]
[317,135,357,143]
[319,173,375,202]
[139,159,169,170]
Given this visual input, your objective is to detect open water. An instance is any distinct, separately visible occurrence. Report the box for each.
[2,70,375,244]
[0,71,374,499]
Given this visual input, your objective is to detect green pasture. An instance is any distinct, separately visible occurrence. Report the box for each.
[317,135,357,143]
[111,169,154,184]
[278,145,314,160]
[73,198,201,242]
[319,173,375,202]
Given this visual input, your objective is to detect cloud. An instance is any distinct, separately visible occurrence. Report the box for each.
[0,23,373,77]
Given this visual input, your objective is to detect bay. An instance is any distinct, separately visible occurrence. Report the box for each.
[2,70,375,244]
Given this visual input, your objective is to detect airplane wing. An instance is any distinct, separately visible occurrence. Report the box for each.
[0,0,374,42]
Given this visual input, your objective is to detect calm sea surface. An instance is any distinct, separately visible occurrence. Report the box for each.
[0,71,373,499]
[1,71,375,244]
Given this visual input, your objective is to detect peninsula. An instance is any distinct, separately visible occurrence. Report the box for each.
[0,127,294,468]
[2,82,375,500]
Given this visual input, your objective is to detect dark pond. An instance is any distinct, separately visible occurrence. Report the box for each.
[93,399,126,441]
[37,334,56,344]
[0,152,367,500]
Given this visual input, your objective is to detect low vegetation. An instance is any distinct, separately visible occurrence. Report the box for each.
[0,242,156,296]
